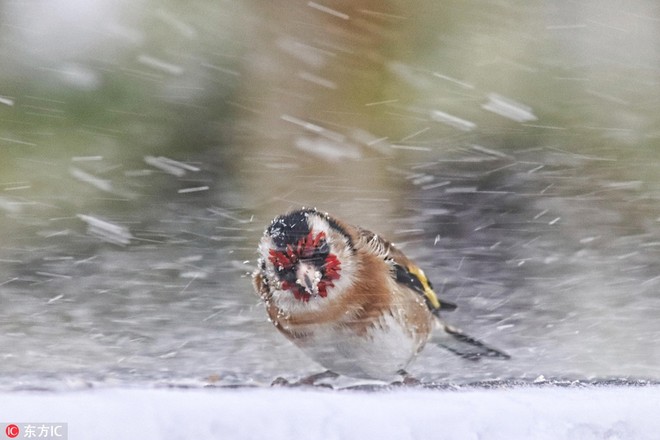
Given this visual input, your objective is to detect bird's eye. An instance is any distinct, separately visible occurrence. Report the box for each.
[280,268,297,284]
[271,258,296,284]
[308,239,329,264]
[316,240,329,256]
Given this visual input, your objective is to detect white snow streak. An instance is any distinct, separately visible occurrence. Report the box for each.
[482,93,537,122]
[77,214,133,246]
[430,110,476,131]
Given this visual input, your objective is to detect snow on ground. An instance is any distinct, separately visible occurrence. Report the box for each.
[1,386,659,440]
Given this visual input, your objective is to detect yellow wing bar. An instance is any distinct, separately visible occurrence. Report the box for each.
[407,265,441,310]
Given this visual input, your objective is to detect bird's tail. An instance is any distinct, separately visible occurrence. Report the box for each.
[435,323,510,361]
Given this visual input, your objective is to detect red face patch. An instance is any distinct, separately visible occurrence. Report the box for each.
[268,231,341,302]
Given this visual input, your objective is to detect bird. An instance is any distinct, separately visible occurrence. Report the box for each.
[252,208,509,382]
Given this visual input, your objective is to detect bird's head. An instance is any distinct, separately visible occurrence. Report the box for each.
[257,208,355,305]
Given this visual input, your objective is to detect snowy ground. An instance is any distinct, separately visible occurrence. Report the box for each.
[2,385,659,440]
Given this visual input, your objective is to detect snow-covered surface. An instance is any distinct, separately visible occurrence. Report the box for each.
[2,386,659,440]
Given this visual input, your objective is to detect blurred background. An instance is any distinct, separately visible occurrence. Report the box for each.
[1,0,659,388]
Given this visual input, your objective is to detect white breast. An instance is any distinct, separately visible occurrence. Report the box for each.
[292,313,428,380]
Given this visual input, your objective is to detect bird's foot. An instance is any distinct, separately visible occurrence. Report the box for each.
[272,370,339,388]
[390,369,422,387]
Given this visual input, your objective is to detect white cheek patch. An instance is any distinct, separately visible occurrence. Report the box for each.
[307,214,357,304]
[258,234,274,262]
[324,230,355,299]
[257,235,281,289]
[306,214,331,237]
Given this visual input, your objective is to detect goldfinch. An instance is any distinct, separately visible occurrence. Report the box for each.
[253,208,509,381]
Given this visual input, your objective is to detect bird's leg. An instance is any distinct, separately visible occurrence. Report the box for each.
[297,370,339,385]
[391,369,422,387]
[272,370,339,387]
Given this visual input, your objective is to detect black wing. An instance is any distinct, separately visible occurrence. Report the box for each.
[356,227,457,314]
[436,323,511,361]
[393,263,457,314]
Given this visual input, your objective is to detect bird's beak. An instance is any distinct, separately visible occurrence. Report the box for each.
[296,261,320,296]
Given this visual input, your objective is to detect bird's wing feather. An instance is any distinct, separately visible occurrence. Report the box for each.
[355,228,457,313]
[434,323,511,361]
